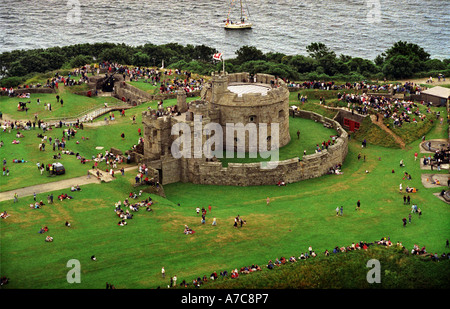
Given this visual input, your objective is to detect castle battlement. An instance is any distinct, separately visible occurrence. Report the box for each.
[139,72,347,187]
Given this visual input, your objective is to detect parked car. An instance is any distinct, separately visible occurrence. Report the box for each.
[51,162,65,175]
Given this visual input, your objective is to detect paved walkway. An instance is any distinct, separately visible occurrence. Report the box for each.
[0,176,100,202]
[0,166,138,202]
[421,173,450,188]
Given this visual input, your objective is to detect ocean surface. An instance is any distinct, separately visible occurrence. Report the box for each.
[0,0,449,60]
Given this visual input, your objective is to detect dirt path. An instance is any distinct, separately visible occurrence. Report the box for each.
[0,166,138,202]
[370,114,406,149]
[0,176,101,202]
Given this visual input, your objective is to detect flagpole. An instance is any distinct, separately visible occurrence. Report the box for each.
[222,55,225,75]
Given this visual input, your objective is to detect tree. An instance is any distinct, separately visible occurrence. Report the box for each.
[377,41,431,78]
[425,59,446,71]
[382,55,414,79]
[98,46,133,65]
[265,52,287,64]
[287,55,317,73]
[69,55,94,68]
[131,52,151,67]
[235,46,265,65]
[192,44,218,63]
[305,43,344,76]
[238,60,299,80]
[306,42,335,60]
[384,41,430,62]
[346,57,379,76]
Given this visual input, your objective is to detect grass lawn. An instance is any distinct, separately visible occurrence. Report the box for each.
[126,80,159,94]
[0,88,122,121]
[385,106,445,145]
[1,106,449,289]
[219,116,337,166]
[0,96,199,192]
[0,81,449,289]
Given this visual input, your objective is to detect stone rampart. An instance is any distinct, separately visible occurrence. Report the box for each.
[153,110,347,186]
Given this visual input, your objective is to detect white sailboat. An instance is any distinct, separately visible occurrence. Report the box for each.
[224,0,252,30]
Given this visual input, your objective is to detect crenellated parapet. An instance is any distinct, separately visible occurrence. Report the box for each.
[140,72,348,186]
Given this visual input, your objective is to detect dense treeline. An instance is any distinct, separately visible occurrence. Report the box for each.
[0,41,449,87]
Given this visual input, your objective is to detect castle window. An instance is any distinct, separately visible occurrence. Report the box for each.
[249,115,257,122]
[278,110,285,119]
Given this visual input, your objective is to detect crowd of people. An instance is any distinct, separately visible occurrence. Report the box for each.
[164,236,450,289]
[114,192,155,226]
[287,80,425,94]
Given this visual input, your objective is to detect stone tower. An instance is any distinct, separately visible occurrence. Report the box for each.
[176,89,188,113]
[210,72,229,104]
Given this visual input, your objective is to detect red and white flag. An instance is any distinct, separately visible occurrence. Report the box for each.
[213,53,223,60]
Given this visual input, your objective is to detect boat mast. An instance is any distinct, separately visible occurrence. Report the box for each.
[240,0,243,22]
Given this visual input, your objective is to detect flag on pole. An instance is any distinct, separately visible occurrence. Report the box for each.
[213,53,223,61]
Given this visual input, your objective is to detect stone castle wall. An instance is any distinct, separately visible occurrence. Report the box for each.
[140,72,347,187]
[142,109,347,186]
[178,110,348,186]
[207,72,291,152]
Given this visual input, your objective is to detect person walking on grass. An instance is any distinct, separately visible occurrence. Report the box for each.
[336,206,339,216]
[13,193,18,203]
[266,197,270,206]
[340,206,343,216]
[356,200,360,210]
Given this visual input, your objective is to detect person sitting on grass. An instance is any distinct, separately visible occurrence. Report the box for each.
[405,186,418,193]
[240,266,250,274]
[45,236,53,242]
[0,211,9,219]
[210,272,218,281]
[230,269,239,279]
[58,193,73,201]
[184,225,195,235]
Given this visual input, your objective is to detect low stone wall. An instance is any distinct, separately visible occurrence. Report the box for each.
[157,110,348,186]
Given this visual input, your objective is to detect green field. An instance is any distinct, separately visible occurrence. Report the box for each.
[0,85,449,289]
[0,89,122,121]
